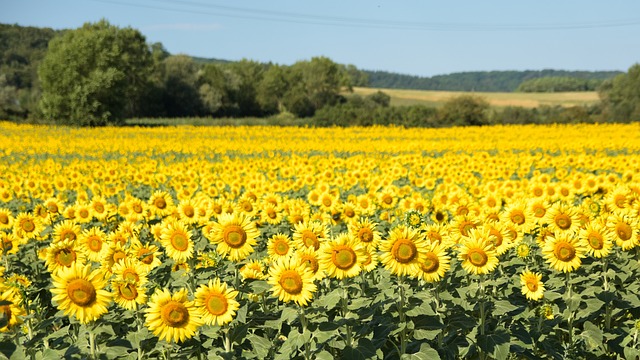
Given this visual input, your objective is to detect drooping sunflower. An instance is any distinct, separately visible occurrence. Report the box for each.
[579,220,614,258]
[379,225,429,278]
[112,280,147,311]
[319,233,366,279]
[520,270,545,301]
[457,228,500,276]
[194,278,240,326]
[145,288,202,343]
[418,241,451,283]
[77,227,108,262]
[267,233,294,261]
[267,256,317,307]
[292,221,327,252]
[50,263,112,324]
[542,233,586,273]
[160,220,194,263]
[348,217,381,250]
[209,213,260,262]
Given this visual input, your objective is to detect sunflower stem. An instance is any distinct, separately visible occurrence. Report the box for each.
[299,306,311,360]
[478,275,486,360]
[224,328,232,353]
[88,326,97,360]
[397,276,407,357]
[341,284,353,347]
[565,271,574,345]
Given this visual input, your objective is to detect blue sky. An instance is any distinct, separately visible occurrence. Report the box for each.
[2,0,640,77]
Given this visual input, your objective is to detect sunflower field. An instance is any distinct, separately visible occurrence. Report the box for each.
[1,121,640,360]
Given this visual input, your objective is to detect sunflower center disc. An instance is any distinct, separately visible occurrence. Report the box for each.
[392,239,417,264]
[119,283,138,300]
[123,269,140,283]
[511,212,525,225]
[358,228,373,243]
[554,242,576,262]
[301,231,319,250]
[468,249,488,267]
[279,270,303,294]
[22,220,35,232]
[555,215,571,230]
[526,281,538,292]
[56,249,76,267]
[616,223,632,241]
[162,302,189,327]
[333,247,357,270]
[61,230,76,241]
[171,233,189,251]
[154,198,167,209]
[138,249,154,264]
[67,279,97,306]
[588,233,604,250]
[0,214,8,224]
[421,253,440,273]
[206,294,228,316]
[88,237,103,252]
[223,225,247,248]
[274,240,289,255]
[183,206,195,217]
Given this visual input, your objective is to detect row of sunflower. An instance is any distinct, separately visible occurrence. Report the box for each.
[0,122,640,359]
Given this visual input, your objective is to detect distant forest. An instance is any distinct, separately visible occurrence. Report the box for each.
[364,69,622,92]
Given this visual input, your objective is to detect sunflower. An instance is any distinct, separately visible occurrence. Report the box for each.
[379,225,429,278]
[90,196,109,220]
[112,280,147,311]
[294,247,326,281]
[579,220,614,258]
[448,214,482,244]
[319,233,366,279]
[209,213,260,262]
[78,227,108,262]
[457,228,500,276]
[348,217,381,250]
[260,203,284,225]
[520,270,545,301]
[148,190,175,217]
[101,242,131,275]
[544,202,579,235]
[45,239,86,273]
[0,289,26,332]
[194,279,240,326]
[542,233,586,273]
[418,241,450,283]
[292,221,327,251]
[501,200,535,233]
[112,257,149,286]
[0,232,19,256]
[355,194,376,216]
[74,203,93,223]
[361,246,379,272]
[177,198,199,225]
[377,187,398,210]
[159,220,194,263]
[13,212,43,241]
[0,208,15,230]
[606,211,639,250]
[268,256,317,307]
[240,260,267,280]
[145,288,202,343]
[420,223,453,248]
[50,263,111,324]
[52,220,82,244]
[43,198,64,218]
[267,233,293,261]
[484,222,514,256]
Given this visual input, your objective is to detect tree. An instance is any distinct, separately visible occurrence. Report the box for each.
[438,95,490,126]
[158,55,202,117]
[257,64,290,114]
[599,63,640,122]
[38,19,153,126]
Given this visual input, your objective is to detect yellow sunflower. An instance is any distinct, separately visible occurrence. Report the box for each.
[0,289,26,332]
[292,221,327,251]
[130,242,163,272]
[501,200,535,233]
[379,225,429,278]
[348,217,381,250]
[50,263,112,324]
[319,233,366,279]
[542,233,586,273]
[260,203,284,225]
[209,213,260,262]
[267,256,317,307]
[78,227,108,263]
[294,247,326,281]
[0,208,14,230]
[267,233,294,261]
[579,220,614,258]
[52,220,82,244]
[112,280,147,311]
[145,288,202,343]
[457,229,500,276]
[13,212,43,241]
[361,246,379,273]
[112,257,149,286]
[194,278,240,326]
[606,211,639,250]
[148,190,175,217]
[45,239,86,273]
[418,241,450,283]
[240,260,267,280]
[520,270,545,301]
[544,202,579,235]
[159,220,194,263]
[0,232,20,256]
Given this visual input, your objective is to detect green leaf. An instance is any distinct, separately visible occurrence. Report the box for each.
[579,321,603,351]
[314,288,342,310]
[280,306,299,325]
[401,343,440,359]
[315,350,334,360]
[477,327,510,360]
[405,299,436,317]
[248,280,271,294]
[247,334,272,359]
[342,338,377,360]
[235,303,248,324]
[413,329,440,341]
[493,300,520,315]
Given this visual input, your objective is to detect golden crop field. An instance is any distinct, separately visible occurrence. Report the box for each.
[351,87,601,108]
[1,121,640,359]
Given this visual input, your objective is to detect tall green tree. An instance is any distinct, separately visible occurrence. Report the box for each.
[599,63,640,122]
[158,55,202,117]
[38,19,153,126]
[438,95,490,126]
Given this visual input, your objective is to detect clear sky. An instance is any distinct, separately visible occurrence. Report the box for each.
[2,0,640,77]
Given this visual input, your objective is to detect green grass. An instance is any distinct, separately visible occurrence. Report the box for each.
[351,87,600,108]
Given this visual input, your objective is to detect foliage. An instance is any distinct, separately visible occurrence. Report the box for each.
[365,69,622,92]
[599,63,640,122]
[38,19,154,126]
[438,95,491,126]
[516,77,602,92]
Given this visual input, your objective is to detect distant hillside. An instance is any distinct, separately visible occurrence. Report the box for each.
[364,69,623,92]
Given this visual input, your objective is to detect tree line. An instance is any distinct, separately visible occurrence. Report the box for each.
[1,21,639,127]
